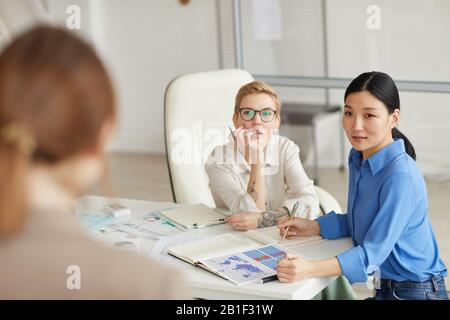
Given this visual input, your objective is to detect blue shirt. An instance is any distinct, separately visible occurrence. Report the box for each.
[316,139,447,284]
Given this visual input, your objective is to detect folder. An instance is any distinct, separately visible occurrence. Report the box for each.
[159,203,227,229]
[168,233,291,285]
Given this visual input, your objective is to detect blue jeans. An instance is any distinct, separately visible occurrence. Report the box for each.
[368,276,449,300]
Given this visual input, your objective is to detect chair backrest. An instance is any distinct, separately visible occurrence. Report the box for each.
[164,69,254,205]
[315,186,342,214]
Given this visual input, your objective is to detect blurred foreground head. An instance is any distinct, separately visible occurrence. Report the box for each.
[0,26,116,237]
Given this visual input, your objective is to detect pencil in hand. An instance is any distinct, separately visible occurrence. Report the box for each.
[281,201,299,241]
[228,126,236,142]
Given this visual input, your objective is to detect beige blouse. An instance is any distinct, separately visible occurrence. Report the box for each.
[0,207,187,299]
[205,135,320,219]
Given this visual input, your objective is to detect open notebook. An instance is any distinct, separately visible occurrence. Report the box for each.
[159,204,227,229]
[168,233,292,285]
[246,226,322,247]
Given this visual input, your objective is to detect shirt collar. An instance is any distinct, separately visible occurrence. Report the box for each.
[348,138,406,175]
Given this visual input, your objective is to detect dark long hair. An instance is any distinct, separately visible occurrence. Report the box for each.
[344,71,416,160]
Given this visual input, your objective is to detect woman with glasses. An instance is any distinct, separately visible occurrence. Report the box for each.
[205,81,320,231]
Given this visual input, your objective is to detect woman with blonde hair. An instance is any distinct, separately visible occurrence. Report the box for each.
[0,26,186,299]
[206,80,320,230]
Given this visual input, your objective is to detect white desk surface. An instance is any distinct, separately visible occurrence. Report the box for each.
[75,195,353,300]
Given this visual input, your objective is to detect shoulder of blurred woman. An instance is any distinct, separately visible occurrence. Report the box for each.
[86,241,188,299]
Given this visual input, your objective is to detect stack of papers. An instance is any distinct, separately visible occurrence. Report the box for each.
[77,213,116,231]
[78,211,184,252]
[113,212,182,240]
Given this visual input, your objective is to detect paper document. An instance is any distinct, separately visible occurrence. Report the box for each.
[168,233,259,263]
[79,211,182,247]
[200,244,287,285]
[149,233,205,267]
[77,213,116,231]
[106,212,183,240]
[246,226,322,247]
[168,233,293,285]
[251,0,282,41]
[91,226,140,252]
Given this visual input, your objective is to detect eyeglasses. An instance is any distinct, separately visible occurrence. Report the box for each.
[238,108,277,122]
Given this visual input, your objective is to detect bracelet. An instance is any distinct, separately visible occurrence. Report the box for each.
[257,207,289,228]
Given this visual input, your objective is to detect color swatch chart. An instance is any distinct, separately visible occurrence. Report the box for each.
[243,245,286,270]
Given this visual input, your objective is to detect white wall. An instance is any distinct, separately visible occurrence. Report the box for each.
[46,0,92,40]
[0,0,49,48]
[216,0,450,175]
[3,0,449,175]
[88,0,220,153]
[2,0,221,154]
[42,0,219,153]
[325,0,450,175]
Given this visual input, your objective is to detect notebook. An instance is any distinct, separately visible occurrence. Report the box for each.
[168,233,291,285]
[159,203,227,229]
[245,226,322,247]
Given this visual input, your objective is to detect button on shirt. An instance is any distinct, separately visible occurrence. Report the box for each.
[317,139,447,284]
[205,135,320,219]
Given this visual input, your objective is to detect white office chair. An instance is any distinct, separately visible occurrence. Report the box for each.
[164,69,252,206]
[315,185,342,213]
[164,69,342,214]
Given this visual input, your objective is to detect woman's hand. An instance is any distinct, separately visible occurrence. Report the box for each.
[232,126,249,157]
[277,253,314,282]
[227,212,261,231]
[232,126,265,164]
[277,217,320,238]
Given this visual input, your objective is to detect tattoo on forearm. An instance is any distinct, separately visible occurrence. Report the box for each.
[257,208,289,228]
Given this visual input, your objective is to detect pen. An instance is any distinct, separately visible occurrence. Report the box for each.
[259,274,278,284]
[163,220,177,228]
[191,218,227,228]
[281,201,300,241]
[228,126,236,141]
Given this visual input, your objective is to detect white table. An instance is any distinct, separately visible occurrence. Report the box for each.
[75,195,353,300]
